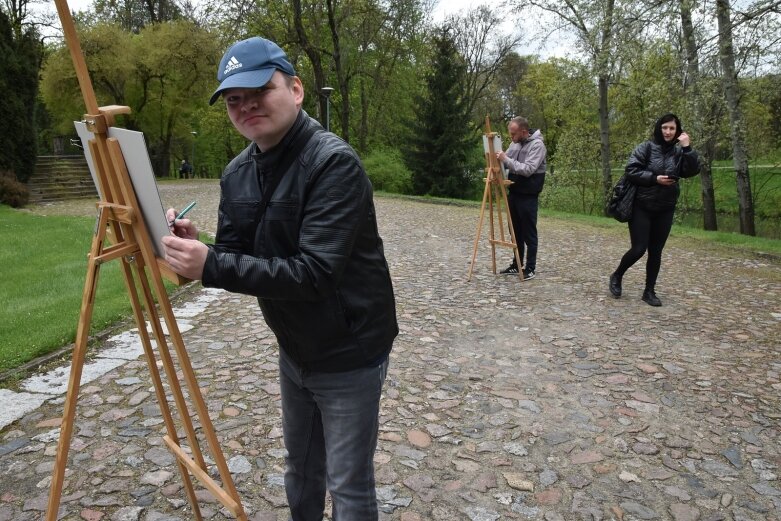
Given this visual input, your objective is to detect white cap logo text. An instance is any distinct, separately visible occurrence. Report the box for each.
[224,56,243,75]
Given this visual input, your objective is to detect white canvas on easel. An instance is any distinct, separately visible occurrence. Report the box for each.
[483,134,507,177]
[75,122,170,258]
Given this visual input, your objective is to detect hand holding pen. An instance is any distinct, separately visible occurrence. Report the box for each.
[166,201,199,239]
[168,200,196,227]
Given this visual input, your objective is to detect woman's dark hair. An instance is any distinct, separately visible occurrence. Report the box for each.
[653,113,683,146]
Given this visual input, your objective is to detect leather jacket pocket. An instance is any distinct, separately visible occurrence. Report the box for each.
[263,201,299,255]
[224,201,261,248]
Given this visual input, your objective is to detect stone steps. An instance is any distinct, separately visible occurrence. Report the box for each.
[28,155,97,203]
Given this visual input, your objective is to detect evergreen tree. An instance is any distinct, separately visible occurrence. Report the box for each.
[403,27,473,198]
[0,10,39,183]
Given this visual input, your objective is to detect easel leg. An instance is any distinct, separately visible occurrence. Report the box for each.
[123,259,204,520]
[47,210,109,520]
[145,266,247,519]
[488,183,498,273]
[468,178,492,281]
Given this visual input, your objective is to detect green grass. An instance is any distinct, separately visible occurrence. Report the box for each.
[0,205,177,374]
[538,207,781,257]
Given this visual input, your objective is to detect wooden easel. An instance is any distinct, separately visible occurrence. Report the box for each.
[467,117,523,281]
[46,2,247,520]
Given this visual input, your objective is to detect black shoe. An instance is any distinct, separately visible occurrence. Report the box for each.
[500,263,519,275]
[642,289,662,307]
[522,268,535,280]
[609,273,622,297]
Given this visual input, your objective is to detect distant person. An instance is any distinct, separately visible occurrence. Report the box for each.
[179,159,193,179]
[161,36,398,520]
[497,116,547,280]
[609,113,700,306]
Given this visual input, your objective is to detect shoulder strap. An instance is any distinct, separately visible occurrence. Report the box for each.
[643,141,653,165]
[257,123,319,217]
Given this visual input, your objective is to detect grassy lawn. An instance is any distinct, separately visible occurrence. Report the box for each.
[0,205,176,374]
[539,207,781,258]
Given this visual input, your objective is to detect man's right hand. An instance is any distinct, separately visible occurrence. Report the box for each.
[161,235,207,280]
[166,207,199,239]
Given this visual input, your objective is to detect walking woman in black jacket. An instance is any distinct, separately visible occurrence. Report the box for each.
[609,113,700,306]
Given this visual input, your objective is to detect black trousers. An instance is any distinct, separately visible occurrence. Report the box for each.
[614,204,675,291]
[507,193,539,271]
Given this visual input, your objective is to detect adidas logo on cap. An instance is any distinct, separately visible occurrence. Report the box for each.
[224,56,242,75]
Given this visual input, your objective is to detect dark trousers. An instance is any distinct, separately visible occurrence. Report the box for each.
[280,351,388,521]
[507,193,539,271]
[614,204,675,291]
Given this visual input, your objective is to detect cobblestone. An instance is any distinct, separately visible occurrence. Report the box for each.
[3,179,780,520]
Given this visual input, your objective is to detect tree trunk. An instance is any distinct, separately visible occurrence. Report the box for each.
[292,0,328,128]
[598,0,615,211]
[698,139,718,230]
[715,0,755,235]
[326,0,351,142]
[598,74,612,208]
[680,0,718,230]
[359,76,368,154]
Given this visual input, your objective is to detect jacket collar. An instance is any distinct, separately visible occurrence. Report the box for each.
[252,109,309,171]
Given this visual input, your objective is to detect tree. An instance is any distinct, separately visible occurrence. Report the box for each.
[482,52,532,122]
[679,0,720,231]
[88,0,184,31]
[350,0,428,152]
[445,6,522,127]
[285,0,426,149]
[0,10,40,183]
[403,27,474,198]
[520,58,595,167]
[205,0,429,154]
[716,0,755,235]
[2,0,52,38]
[517,0,650,210]
[41,20,219,176]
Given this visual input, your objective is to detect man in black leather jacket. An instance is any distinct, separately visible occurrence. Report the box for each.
[162,36,397,521]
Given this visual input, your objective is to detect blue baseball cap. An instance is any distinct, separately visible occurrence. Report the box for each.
[209,37,296,105]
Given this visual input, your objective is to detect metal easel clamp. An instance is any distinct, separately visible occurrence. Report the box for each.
[82,105,132,132]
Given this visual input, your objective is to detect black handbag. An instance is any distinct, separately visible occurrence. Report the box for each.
[607,174,636,222]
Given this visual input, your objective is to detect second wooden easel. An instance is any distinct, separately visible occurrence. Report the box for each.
[467,117,523,281]
[46,1,247,519]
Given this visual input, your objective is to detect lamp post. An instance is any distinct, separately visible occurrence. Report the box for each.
[321,87,334,132]
[190,131,197,178]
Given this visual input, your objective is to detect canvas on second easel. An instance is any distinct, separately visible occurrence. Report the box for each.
[482,134,507,178]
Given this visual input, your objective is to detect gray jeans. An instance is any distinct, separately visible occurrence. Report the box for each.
[279,351,388,521]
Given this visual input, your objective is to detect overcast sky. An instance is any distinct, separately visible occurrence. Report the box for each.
[43,0,571,59]
[51,0,491,23]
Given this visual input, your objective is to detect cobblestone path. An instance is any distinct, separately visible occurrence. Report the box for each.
[2,180,780,521]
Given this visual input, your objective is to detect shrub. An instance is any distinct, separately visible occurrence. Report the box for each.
[362,147,413,194]
[0,170,30,207]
